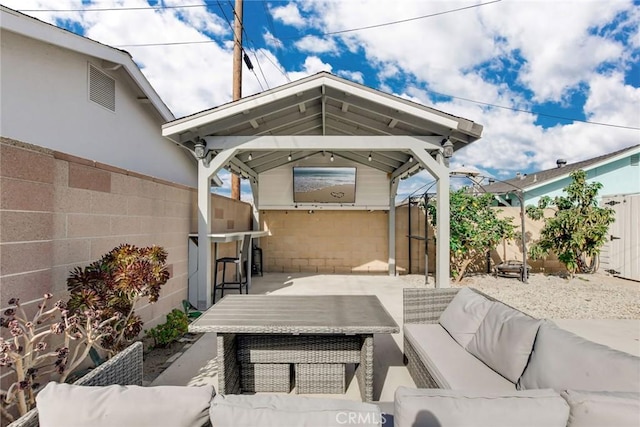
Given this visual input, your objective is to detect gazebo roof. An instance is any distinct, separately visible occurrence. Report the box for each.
[162,72,483,176]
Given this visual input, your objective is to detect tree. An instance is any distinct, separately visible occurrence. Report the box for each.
[427,189,515,282]
[525,170,615,276]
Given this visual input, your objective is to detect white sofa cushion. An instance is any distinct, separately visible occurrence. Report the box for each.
[518,320,640,391]
[438,287,494,347]
[36,383,214,427]
[466,302,542,383]
[394,386,569,427]
[404,324,514,390]
[209,393,382,427]
[561,390,640,427]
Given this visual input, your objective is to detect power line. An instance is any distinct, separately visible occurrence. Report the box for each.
[215,0,266,91]
[425,89,640,131]
[14,2,638,130]
[17,3,211,12]
[280,0,502,39]
[226,0,270,90]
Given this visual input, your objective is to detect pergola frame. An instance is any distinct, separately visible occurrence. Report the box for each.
[163,73,483,308]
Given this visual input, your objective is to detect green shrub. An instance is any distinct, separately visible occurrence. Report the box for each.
[526,170,615,276]
[66,244,170,355]
[145,309,189,348]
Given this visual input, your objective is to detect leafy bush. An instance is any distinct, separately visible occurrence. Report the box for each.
[526,170,615,276]
[0,294,118,421]
[145,309,188,348]
[427,189,515,281]
[66,244,170,355]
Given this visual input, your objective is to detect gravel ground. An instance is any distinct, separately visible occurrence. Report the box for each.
[401,272,640,319]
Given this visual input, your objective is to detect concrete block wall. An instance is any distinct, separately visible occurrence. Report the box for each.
[396,204,565,275]
[0,137,196,328]
[259,205,565,276]
[261,210,389,274]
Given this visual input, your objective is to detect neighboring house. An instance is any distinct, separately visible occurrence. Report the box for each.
[0,5,196,187]
[483,144,640,281]
[0,6,213,331]
[482,144,640,207]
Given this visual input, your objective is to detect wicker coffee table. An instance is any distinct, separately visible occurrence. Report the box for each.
[188,295,399,402]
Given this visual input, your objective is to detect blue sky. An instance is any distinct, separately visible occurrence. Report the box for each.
[5,0,639,201]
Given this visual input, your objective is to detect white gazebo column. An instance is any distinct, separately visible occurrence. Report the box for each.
[388,177,400,276]
[410,145,450,288]
[196,149,237,309]
[434,170,450,288]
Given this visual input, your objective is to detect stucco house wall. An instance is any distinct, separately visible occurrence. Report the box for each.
[0,7,196,188]
[524,155,640,206]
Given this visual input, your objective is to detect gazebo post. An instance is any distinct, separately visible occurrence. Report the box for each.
[388,177,400,276]
[197,149,237,309]
[410,145,451,288]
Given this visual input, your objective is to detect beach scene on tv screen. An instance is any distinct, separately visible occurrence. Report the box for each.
[293,167,356,203]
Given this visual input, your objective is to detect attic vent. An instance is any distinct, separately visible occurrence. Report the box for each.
[88,64,115,111]
[631,154,639,166]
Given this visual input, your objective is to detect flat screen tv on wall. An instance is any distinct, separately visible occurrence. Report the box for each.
[293,167,357,203]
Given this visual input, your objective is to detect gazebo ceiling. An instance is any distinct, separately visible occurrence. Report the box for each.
[162,72,483,177]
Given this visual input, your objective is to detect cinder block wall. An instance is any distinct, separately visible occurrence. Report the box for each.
[260,205,563,276]
[261,210,389,274]
[396,204,564,275]
[0,137,197,327]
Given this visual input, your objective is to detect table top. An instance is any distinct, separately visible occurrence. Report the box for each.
[188,295,399,335]
[188,230,269,243]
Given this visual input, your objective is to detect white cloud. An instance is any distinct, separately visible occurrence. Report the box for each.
[287,56,332,81]
[478,0,631,103]
[337,70,364,84]
[294,35,337,54]
[269,2,306,29]
[5,0,639,186]
[1,0,84,25]
[263,29,283,49]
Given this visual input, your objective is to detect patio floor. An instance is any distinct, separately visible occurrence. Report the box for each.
[150,273,640,407]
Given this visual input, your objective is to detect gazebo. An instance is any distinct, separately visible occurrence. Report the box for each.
[162,72,483,307]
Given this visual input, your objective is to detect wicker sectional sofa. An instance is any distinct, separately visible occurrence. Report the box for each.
[399,287,640,427]
[8,340,382,427]
[9,288,640,427]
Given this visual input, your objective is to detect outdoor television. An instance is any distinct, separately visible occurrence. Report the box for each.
[293,167,357,203]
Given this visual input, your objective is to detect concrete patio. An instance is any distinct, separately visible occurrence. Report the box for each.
[150,273,640,408]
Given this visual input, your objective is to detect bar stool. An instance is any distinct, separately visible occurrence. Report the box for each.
[213,235,251,303]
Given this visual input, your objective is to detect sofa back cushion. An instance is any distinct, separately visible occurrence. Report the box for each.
[209,394,382,427]
[561,390,640,427]
[394,386,569,427]
[466,302,542,383]
[36,383,214,427]
[518,320,640,391]
[438,287,494,347]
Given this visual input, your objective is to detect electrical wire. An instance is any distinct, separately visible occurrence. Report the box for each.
[13,1,639,130]
[280,0,502,39]
[214,0,265,91]
[424,89,640,131]
[18,3,211,12]
[226,0,270,90]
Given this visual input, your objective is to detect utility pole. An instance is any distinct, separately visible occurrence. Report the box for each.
[230,0,243,200]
